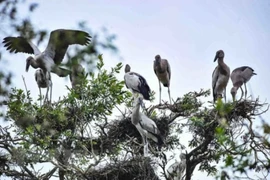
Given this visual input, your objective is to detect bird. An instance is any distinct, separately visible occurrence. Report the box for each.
[69,63,85,99]
[2,29,91,77]
[153,54,172,104]
[34,69,52,106]
[131,96,163,157]
[212,50,230,103]
[166,153,186,180]
[124,64,151,101]
[230,66,256,101]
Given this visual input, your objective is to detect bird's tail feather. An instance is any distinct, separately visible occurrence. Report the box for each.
[138,86,150,100]
[148,132,164,150]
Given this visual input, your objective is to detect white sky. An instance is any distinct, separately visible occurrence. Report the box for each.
[1,0,270,179]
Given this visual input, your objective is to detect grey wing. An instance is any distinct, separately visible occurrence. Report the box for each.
[139,113,160,135]
[45,29,91,65]
[166,60,171,80]
[2,36,41,55]
[153,60,157,75]
[212,66,219,100]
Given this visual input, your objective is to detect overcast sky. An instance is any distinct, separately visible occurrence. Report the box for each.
[1,0,270,179]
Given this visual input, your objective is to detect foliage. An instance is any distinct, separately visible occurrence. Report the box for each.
[1,1,270,180]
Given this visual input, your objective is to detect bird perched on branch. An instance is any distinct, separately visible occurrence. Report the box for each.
[131,96,163,157]
[153,54,172,104]
[124,64,151,102]
[230,66,256,101]
[2,29,91,77]
[212,50,230,103]
[35,69,52,106]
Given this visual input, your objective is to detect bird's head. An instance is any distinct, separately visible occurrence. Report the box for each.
[214,50,225,62]
[155,54,161,62]
[26,56,34,72]
[230,87,238,102]
[125,64,131,73]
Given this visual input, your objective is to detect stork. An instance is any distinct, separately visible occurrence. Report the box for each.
[131,96,163,157]
[212,50,230,103]
[69,63,85,99]
[153,54,172,104]
[35,69,52,106]
[2,29,91,78]
[124,64,151,102]
[166,153,186,180]
[230,66,256,101]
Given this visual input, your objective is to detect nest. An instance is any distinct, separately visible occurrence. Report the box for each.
[83,116,170,155]
[82,156,160,180]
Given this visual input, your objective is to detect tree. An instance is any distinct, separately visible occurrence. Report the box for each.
[1,1,270,180]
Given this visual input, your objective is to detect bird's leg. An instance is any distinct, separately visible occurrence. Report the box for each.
[159,81,162,105]
[39,87,42,106]
[141,135,148,157]
[244,83,247,99]
[223,88,226,103]
[168,87,172,104]
[240,86,244,100]
[44,86,49,105]
[144,139,149,157]
[49,82,53,104]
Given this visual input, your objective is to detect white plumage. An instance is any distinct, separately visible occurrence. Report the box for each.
[166,153,186,180]
[124,64,151,101]
[131,96,163,157]
[35,69,52,106]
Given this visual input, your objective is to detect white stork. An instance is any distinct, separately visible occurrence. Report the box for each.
[124,64,151,102]
[35,69,52,106]
[131,96,163,157]
[212,50,230,103]
[153,54,172,104]
[166,153,186,180]
[69,63,85,99]
[2,29,91,78]
[230,66,256,101]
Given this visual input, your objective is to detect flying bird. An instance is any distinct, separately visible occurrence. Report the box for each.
[153,54,172,104]
[131,96,163,157]
[2,29,91,77]
[166,153,186,180]
[124,64,151,101]
[230,66,256,101]
[69,63,85,99]
[212,50,230,103]
[35,69,52,106]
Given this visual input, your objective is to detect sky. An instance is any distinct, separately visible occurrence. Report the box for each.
[1,0,270,179]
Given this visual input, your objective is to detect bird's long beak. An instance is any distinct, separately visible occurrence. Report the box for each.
[214,54,218,62]
[26,60,31,72]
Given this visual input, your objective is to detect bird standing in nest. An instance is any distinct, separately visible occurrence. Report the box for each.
[212,50,230,103]
[230,66,256,101]
[131,96,164,157]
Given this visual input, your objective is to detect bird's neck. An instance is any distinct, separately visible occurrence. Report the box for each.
[131,103,140,125]
[31,60,40,69]
[217,58,225,66]
[156,61,163,72]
